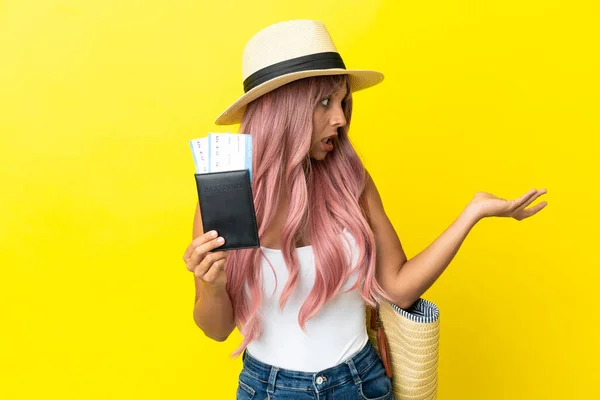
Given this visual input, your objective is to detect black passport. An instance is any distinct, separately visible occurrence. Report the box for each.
[194,169,260,250]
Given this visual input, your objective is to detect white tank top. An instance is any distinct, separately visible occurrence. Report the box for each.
[246,228,368,372]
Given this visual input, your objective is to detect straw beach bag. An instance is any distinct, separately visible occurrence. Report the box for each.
[366,298,441,400]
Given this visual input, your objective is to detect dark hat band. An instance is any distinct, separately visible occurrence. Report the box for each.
[243,52,346,93]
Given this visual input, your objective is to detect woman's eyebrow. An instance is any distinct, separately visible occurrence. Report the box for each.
[337,89,349,100]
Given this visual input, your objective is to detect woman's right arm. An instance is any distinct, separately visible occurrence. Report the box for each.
[184,202,236,342]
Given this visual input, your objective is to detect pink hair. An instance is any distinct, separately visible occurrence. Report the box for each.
[224,75,388,356]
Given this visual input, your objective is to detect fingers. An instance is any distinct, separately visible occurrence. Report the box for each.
[513,188,548,220]
[183,230,223,260]
[201,258,227,283]
[194,251,228,281]
[187,237,225,269]
[519,189,547,210]
[183,231,224,265]
[510,189,538,210]
[516,200,548,220]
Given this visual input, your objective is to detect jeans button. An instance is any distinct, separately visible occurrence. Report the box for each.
[316,376,324,385]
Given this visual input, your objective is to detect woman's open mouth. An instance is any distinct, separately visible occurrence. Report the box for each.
[320,135,335,152]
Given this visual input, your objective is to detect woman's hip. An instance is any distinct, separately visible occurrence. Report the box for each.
[236,340,394,400]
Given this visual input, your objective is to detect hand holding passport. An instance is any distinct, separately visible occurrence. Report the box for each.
[190,133,260,251]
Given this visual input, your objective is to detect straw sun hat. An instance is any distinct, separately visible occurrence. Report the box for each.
[214,19,385,125]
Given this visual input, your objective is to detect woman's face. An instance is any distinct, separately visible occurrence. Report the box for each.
[309,83,349,160]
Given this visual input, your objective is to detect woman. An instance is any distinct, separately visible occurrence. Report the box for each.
[183,20,547,399]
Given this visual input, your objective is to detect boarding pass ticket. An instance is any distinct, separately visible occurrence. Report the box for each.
[190,133,252,180]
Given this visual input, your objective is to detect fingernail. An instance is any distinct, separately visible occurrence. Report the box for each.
[210,231,217,238]
[217,237,225,244]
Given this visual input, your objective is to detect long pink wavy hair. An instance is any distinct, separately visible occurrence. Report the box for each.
[224,75,387,356]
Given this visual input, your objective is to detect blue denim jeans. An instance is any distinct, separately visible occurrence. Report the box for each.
[236,341,394,399]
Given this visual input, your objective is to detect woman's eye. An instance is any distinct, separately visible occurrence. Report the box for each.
[320,97,330,107]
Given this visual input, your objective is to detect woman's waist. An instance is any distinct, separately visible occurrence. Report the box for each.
[242,336,379,388]
[245,319,369,372]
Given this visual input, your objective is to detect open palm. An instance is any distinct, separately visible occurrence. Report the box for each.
[469,189,548,221]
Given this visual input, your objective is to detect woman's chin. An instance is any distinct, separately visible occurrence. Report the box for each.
[309,151,328,161]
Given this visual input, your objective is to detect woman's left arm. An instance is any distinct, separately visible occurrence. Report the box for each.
[364,171,548,309]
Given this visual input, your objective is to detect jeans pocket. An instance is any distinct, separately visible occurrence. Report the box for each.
[358,358,393,400]
[236,380,255,400]
[359,379,393,400]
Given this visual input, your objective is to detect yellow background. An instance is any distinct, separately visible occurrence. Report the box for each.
[1,0,598,399]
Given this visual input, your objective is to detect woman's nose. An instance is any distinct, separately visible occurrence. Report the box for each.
[332,107,347,128]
